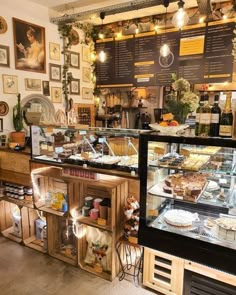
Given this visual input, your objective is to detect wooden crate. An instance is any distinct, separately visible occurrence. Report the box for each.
[77,224,120,281]
[47,214,78,266]
[22,208,47,253]
[0,151,30,174]
[0,200,24,243]
[107,138,139,156]
[143,247,184,295]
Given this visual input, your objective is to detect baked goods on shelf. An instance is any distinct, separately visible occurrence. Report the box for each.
[181,154,210,171]
[214,217,236,241]
[206,180,219,192]
[163,172,207,202]
[180,146,221,155]
[164,209,199,227]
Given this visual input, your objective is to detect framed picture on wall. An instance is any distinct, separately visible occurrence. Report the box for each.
[25,78,41,91]
[70,79,80,95]
[0,119,3,132]
[42,81,50,96]
[69,51,80,69]
[51,87,62,103]
[2,74,18,94]
[82,46,90,63]
[82,67,91,83]
[49,42,60,61]
[13,18,46,73]
[82,87,93,100]
[49,63,61,81]
[0,45,10,67]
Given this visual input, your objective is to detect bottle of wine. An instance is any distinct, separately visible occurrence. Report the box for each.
[210,93,221,137]
[195,93,204,136]
[219,92,233,138]
[198,92,211,137]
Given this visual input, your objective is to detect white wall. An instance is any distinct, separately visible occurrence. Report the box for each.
[1,0,94,134]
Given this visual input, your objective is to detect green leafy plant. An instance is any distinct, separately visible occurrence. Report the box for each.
[13,93,24,132]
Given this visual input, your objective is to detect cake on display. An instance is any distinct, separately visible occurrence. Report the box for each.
[164,209,199,228]
[214,217,236,242]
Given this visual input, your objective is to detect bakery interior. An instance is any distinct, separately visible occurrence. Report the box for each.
[1,0,236,294]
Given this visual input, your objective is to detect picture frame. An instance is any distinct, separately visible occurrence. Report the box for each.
[2,74,18,94]
[70,79,80,95]
[42,81,50,96]
[49,42,60,61]
[13,18,46,73]
[82,46,91,63]
[82,87,93,100]
[25,78,41,91]
[69,51,80,69]
[49,63,61,82]
[51,87,62,103]
[0,45,10,67]
[0,119,3,132]
[82,67,91,83]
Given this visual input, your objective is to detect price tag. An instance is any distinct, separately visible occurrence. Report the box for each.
[79,130,87,135]
[55,147,63,153]
[81,152,89,159]
[154,147,165,155]
[97,218,107,226]
[180,148,190,157]
[148,209,159,217]
[128,236,138,244]
[45,127,54,133]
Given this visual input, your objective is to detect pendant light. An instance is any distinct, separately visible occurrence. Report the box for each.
[160,0,170,58]
[172,0,189,30]
[98,12,106,63]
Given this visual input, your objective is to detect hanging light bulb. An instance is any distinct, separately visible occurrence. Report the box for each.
[98,50,106,62]
[160,43,170,57]
[160,0,171,57]
[172,0,189,30]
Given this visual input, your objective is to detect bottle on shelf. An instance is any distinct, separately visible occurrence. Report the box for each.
[198,92,211,137]
[219,92,233,138]
[195,93,204,136]
[210,93,221,137]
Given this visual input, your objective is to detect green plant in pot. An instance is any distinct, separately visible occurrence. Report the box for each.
[11,93,25,147]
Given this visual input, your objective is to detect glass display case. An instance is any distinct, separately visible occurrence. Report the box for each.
[138,132,236,275]
[30,125,146,177]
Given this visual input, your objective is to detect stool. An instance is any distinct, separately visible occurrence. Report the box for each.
[115,236,143,286]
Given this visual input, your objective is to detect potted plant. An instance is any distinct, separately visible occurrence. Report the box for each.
[10,93,25,147]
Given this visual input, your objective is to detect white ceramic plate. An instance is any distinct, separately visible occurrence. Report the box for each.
[149,124,189,135]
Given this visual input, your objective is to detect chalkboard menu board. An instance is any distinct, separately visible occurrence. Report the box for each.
[96,19,235,87]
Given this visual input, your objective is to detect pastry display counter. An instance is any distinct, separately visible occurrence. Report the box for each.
[138,132,236,276]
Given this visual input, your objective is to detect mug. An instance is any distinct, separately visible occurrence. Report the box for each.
[81,206,90,217]
[84,196,93,208]
[93,198,103,209]
[89,208,99,220]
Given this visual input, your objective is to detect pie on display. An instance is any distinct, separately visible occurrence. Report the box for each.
[0,101,9,116]
[164,209,198,227]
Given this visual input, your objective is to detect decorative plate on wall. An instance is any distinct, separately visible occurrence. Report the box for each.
[0,17,8,34]
[70,29,80,45]
[0,101,9,116]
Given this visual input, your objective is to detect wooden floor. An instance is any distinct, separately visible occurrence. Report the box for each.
[0,237,156,295]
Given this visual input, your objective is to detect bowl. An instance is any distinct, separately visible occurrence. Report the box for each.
[149,124,189,135]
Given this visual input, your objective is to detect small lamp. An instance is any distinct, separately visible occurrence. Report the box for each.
[160,0,170,57]
[172,0,189,30]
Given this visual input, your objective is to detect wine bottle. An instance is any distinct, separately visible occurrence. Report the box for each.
[219,92,233,138]
[198,92,211,137]
[195,93,204,136]
[210,93,221,137]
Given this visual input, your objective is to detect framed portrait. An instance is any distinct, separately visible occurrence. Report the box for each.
[82,67,91,83]
[51,87,62,103]
[42,81,50,96]
[13,18,46,73]
[82,87,93,100]
[70,79,80,95]
[0,45,10,67]
[49,42,60,61]
[69,51,80,69]
[49,63,61,81]
[82,46,90,63]
[25,78,41,91]
[2,74,18,94]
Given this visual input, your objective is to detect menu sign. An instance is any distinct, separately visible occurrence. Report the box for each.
[96,19,235,87]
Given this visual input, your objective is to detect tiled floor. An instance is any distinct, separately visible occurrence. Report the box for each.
[0,237,156,295]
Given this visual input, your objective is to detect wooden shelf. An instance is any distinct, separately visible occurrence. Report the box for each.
[50,250,77,266]
[76,216,112,232]
[24,235,47,253]
[38,206,66,217]
[1,227,22,243]
[1,196,34,208]
[79,263,111,281]
[0,169,32,187]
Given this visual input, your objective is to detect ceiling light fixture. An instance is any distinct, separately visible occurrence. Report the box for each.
[160,0,170,58]
[98,12,106,63]
[172,0,189,30]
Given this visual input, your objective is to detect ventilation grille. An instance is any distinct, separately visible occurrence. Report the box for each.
[154,255,172,285]
[184,270,236,295]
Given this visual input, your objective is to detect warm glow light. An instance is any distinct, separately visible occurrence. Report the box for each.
[135,28,139,34]
[98,50,106,62]
[117,31,122,38]
[154,24,159,32]
[222,14,228,20]
[90,52,96,61]
[199,16,205,23]
[99,32,104,39]
[160,43,170,57]
[172,4,189,29]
